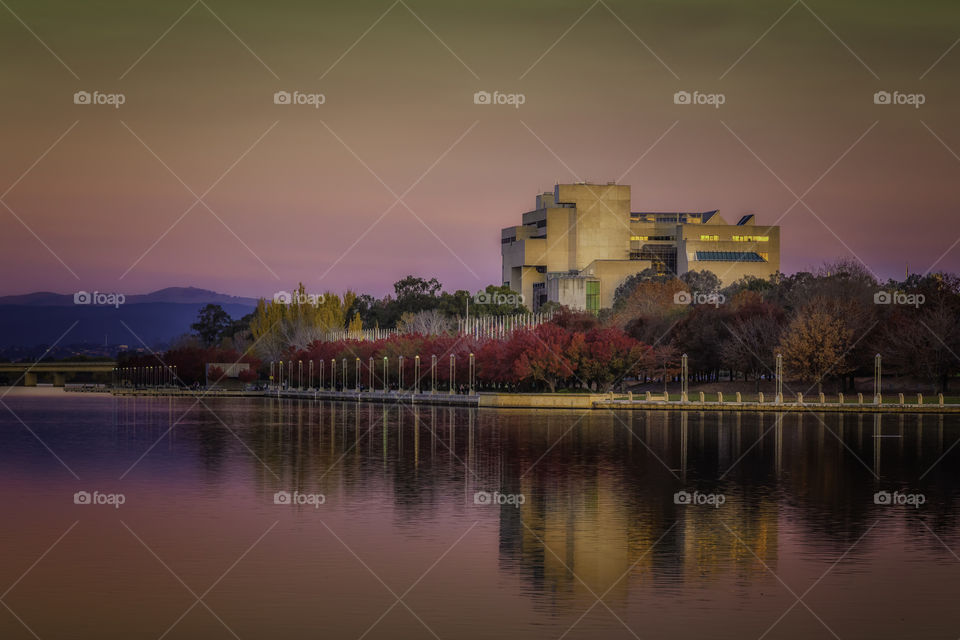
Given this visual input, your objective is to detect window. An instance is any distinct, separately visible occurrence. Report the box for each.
[732,235,769,242]
[694,251,766,262]
[630,235,648,242]
[758,252,769,262]
[699,234,719,241]
[586,281,600,313]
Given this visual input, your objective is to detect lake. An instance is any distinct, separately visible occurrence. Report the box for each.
[1,389,959,639]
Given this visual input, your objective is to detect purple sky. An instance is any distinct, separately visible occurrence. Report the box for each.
[1,0,958,297]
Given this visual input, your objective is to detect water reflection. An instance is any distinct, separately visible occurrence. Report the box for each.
[4,395,960,638]
[103,400,960,591]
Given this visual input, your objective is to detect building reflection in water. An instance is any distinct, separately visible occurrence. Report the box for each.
[110,398,960,613]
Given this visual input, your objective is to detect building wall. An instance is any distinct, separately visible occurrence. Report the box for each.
[555,183,632,270]
[502,183,781,308]
[546,276,594,311]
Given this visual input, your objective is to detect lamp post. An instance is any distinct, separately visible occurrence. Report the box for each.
[431,355,437,394]
[298,360,303,390]
[775,353,783,404]
[383,357,388,393]
[278,361,283,390]
[319,359,324,390]
[368,357,374,391]
[355,358,360,392]
[469,353,475,395]
[398,355,404,392]
[681,353,688,401]
[414,355,420,394]
[449,354,455,395]
[309,360,314,389]
[874,353,882,404]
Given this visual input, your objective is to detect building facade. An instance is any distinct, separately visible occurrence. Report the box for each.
[501,183,780,311]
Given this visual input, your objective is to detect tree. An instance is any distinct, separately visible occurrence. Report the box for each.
[514,324,576,392]
[679,269,721,295]
[192,304,232,347]
[778,297,855,395]
[397,309,452,335]
[612,268,674,309]
[576,327,642,392]
[878,273,960,393]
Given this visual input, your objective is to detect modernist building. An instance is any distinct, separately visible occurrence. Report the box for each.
[501,183,780,311]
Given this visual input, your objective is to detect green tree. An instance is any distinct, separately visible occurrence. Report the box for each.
[192,304,232,347]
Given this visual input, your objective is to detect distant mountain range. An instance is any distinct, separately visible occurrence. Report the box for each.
[0,287,261,352]
[0,286,260,307]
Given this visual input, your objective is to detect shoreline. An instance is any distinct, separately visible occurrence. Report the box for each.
[88,387,960,413]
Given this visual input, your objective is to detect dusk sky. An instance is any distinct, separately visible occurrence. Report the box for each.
[1,0,958,297]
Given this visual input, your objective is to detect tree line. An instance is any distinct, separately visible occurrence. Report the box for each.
[138,260,960,393]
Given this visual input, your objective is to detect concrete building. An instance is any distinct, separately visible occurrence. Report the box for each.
[501,183,780,311]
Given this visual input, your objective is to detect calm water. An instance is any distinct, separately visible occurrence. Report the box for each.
[2,390,960,639]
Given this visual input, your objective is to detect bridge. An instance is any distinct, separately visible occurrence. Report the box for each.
[0,362,117,386]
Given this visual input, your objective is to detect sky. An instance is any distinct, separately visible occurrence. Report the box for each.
[0,0,958,298]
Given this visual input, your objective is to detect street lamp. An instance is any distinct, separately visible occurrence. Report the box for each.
[469,353,475,395]
[874,353,882,404]
[414,355,420,394]
[449,354,455,395]
[681,353,688,401]
[775,353,783,404]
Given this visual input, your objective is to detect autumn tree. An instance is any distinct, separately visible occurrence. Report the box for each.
[778,297,856,395]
